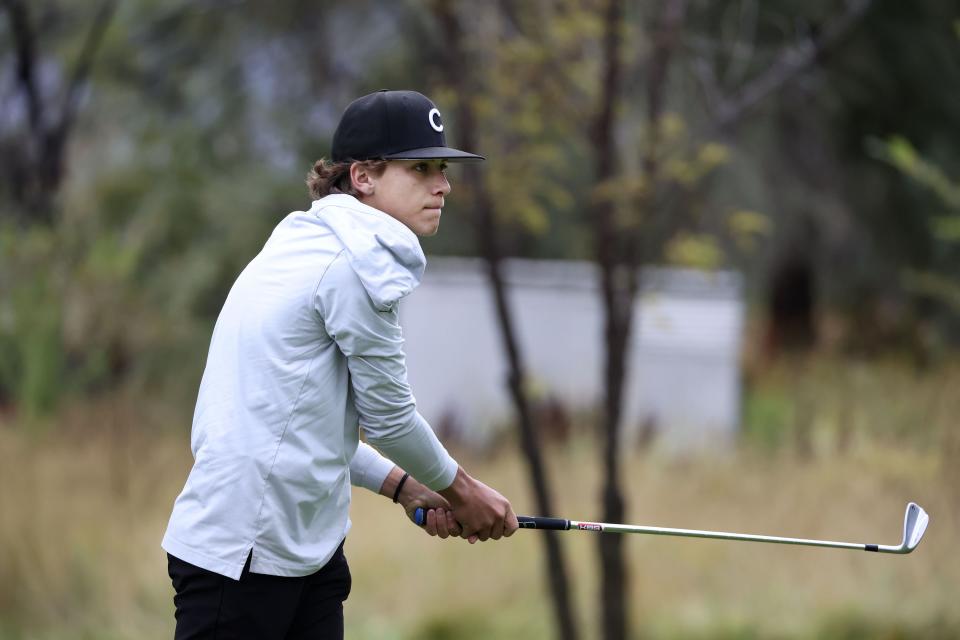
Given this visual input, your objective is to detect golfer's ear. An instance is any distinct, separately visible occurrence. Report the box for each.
[350,163,376,196]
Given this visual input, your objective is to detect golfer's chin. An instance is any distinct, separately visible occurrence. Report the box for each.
[414,210,442,237]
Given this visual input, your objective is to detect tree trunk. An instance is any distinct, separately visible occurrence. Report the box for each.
[471,165,579,640]
[590,2,687,637]
[430,4,579,639]
[591,1,628,638]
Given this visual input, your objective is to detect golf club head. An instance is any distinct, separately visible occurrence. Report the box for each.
[900,502,929,553]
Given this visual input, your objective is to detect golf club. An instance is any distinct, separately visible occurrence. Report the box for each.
[414,502,929,554]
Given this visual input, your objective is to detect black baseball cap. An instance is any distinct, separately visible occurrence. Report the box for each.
[331,90,484,163]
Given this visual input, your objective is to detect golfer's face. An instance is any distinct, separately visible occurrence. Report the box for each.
[365,160,451,236]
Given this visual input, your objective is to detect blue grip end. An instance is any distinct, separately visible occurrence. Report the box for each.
[414,507,425,526]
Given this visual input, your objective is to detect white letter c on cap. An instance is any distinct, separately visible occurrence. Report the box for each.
[428,108,444,132]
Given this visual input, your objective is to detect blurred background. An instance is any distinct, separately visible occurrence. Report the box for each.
[1,0,958,638]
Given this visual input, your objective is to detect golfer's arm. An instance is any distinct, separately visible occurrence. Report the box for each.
[346,357,458,490]
[316,258,458,491]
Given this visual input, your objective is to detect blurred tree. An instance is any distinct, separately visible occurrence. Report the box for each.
[2,0,957,421]
[425,3,580,639]
[0,0,116,224]
[581,0,875,627]
[831,0,960,354]
[588,1,690,636]
[0,0,422,412]
[872,135,960,326]
[592,0,628,632]
[684,0,960,355]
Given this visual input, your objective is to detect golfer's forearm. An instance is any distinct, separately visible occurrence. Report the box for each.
[378,466,405,499]
[363,412,458,490]
[378,465,447,511]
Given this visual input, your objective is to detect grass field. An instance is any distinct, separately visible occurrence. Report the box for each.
[1,358,958,639]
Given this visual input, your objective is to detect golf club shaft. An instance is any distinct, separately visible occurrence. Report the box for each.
[413,504,924,554]
[518,516,885,552]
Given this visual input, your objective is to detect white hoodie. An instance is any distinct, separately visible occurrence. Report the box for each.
[162,194,459,579]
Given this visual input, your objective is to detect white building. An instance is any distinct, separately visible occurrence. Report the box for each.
[399,258,744,451]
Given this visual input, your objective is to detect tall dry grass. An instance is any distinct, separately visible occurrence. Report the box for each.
[0,394,191,639]
[1,358,958,639]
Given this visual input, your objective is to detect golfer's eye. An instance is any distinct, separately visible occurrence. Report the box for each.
[414,163,429,173]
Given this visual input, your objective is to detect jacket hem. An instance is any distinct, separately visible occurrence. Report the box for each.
[162,533,248,581]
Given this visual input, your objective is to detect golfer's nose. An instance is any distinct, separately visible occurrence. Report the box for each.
[434,171,451,196]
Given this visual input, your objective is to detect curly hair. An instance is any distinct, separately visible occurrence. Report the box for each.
[306,158,389,200]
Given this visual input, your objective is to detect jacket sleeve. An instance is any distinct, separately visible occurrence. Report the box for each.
[349,442,395,493]
[315,254,459,491]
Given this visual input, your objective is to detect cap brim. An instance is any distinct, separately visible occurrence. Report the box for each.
[383,146,485,162]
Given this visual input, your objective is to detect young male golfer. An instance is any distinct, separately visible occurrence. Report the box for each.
[162,89,518,639]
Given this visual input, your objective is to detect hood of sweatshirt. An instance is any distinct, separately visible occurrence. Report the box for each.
[311,194,426,311]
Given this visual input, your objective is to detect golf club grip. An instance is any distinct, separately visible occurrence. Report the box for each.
[412,509,570,531]
[517,516,570,530]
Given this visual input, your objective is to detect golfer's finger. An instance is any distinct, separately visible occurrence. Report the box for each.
[489,516,505,540]
[446,510,462,536]
[435,508,450,539]
[425,509,439,536]
[460,523,485,542]
[504,512,519,537]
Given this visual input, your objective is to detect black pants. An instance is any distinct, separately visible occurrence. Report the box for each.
[167,542,351,640]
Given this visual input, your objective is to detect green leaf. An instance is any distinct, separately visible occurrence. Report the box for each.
[728,210,772,236]
[871,136,960,210]
[696,142,730,170]
[665,233,724,270]
[659,112,687,141]
[885,135,918,170]
[930,215,960,242]
[727,209,772,252]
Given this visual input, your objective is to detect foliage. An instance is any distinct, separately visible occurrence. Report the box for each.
[815,0,960,324]
[867,134,960,322]
[664,232,724,270]
[0,225,65,417]
[0,0,955,394]
[0,1,389,415]
[0,131,299,415]
[875,136,960,210]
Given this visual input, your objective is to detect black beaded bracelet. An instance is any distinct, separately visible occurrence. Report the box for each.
[392,472,410,504]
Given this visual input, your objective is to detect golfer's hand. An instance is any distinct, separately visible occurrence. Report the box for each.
[397,477,463,539]
[439,467,518,543]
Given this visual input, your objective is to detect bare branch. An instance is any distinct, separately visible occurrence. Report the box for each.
[591,0,623,182]
[2,0,43,134]
[723,0,759,86]
[1,0,117,221]
[496,0,522,37]
[693,55,721,113]
[629,0,687,301]
[56,0,116,138]
[644,0,687,170]
[712,0,874,131]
